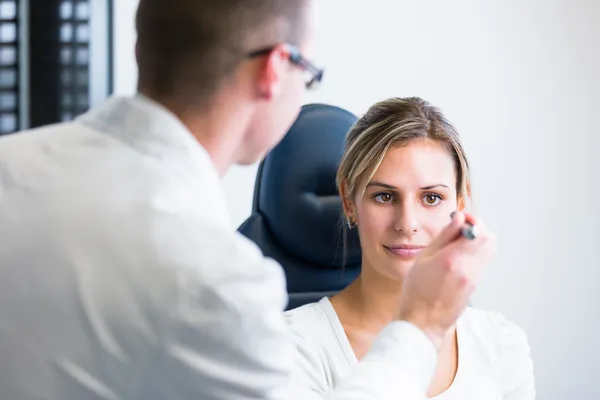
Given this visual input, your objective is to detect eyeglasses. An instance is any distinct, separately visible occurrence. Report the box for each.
[246,44,324,90]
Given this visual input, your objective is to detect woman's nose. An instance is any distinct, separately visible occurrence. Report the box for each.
[393,202,419,234]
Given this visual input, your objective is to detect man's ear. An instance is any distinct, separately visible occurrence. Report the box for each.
[256,43,289,100]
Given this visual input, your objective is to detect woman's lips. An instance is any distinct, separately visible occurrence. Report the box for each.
[384,245,424,258]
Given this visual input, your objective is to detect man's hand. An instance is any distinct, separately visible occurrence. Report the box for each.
[397,212,497,349]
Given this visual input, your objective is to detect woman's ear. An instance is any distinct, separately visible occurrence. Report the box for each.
[339,181,355,220]
[457,182,472,211]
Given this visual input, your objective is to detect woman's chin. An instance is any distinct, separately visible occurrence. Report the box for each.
[377,260,414,281]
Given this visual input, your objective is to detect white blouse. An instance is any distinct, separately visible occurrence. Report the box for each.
[285,297,535,399]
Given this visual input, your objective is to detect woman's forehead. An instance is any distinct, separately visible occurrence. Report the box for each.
[366,142,456,188]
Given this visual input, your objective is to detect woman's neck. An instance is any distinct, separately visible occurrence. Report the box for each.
[332,264,458,345]
[332,267,405,331]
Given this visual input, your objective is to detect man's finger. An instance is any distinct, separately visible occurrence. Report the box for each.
[423,211,467,254]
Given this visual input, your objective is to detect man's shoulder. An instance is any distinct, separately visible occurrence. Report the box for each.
[0,120,106,146]
[0,120,220,220]
[0,120,134,189]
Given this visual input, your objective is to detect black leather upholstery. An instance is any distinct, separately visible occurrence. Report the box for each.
[238,104,362,310]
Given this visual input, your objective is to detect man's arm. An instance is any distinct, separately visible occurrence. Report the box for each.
[131,212,436,399]
[134,211,493,399]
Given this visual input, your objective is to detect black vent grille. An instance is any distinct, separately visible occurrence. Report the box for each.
[0,0,111,133]
[58,0,90,122]
[0,0,19,135]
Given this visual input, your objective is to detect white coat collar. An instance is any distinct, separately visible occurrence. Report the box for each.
[76,94,232,228]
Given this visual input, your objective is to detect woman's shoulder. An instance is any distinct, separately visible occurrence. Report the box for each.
[460,307,530,351]
[284,297,353,363]
[284,297,337,338]
[284,297,353,386]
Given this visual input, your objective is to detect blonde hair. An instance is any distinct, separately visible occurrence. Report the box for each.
[337,97,471,207]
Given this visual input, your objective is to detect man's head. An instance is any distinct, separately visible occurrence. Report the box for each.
[135,0,321,169]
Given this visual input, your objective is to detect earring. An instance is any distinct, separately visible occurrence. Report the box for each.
[347,217,357,229]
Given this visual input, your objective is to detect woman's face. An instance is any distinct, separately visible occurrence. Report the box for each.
[347,140,460,281]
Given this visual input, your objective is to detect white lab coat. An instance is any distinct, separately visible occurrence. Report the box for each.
[0,95,437,399]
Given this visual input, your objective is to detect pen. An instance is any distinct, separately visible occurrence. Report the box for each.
[451,212,477,240]
[462,222,477,240]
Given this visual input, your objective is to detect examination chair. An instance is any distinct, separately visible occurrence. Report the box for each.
[238,104,361,310]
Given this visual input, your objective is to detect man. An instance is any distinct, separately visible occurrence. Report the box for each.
[0,0,496,399]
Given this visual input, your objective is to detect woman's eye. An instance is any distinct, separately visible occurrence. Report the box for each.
[374,193,393,203]
[423,194,442,206]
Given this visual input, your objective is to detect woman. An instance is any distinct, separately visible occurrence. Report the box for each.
[285,97,535,399]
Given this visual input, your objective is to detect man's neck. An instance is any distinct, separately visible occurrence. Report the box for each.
[144,91,253,176]
[182,109,250,176]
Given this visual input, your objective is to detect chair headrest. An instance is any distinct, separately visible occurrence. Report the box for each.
[253,103,362,268]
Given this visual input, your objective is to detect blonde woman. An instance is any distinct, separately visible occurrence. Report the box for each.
[285,97,535,399]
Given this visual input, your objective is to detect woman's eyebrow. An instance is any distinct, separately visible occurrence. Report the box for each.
[367,181,450,190]
[367,180,396,189]
[420,184,450,190]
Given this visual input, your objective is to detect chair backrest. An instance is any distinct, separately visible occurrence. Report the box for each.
[238,104,362,310]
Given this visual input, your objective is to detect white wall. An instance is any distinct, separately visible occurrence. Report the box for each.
[113,1,600,398]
